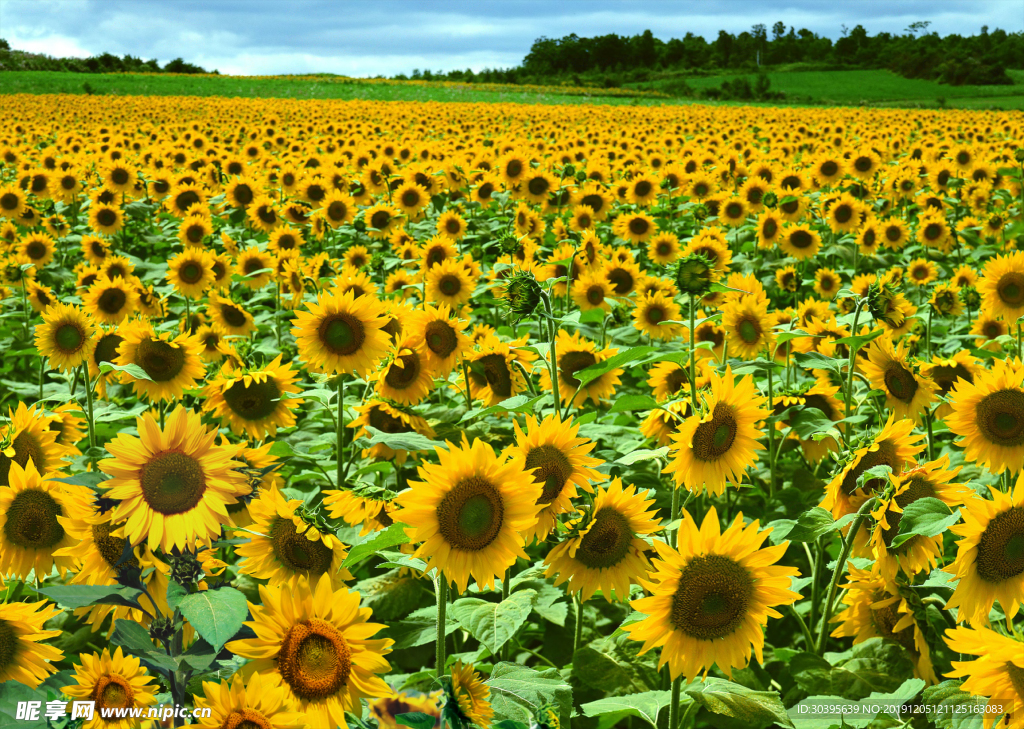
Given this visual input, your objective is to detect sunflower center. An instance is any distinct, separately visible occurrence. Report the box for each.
[370,210,391,230]
[869,594,918,654]
[0,193,19,211]
[884,363,919,404]
[821,161,838,176]
[691,404,738,462]
[54,322,86,353]
[425,320,457,358]
[975,507,1024,583]
[882,476,937,551]
[385,353,421,390]
[437,477,504,551]
[97,209,117,227]
[223,709,274,729]
[607,268,634,294]
[2,489,64,549]
[524,445,574,504]
[574,507,633,569]
[269,517,334,576]
[670,554,753,640]
[737,318,760,344]
[762,218,778,238]
[97,287,127,314]
[279,618,351,700]
[94,675,134,711]
[220,304,247,328]
[560,351,597,388]
[789,230,813,248]
[438,275,462,297]
[506,160,523,178]
[586,286,605,306]
[92,522,136,569]
[138,450,207,515]
[94,333,124,369]
[181,262,203,284]
[367,406,408,434]
[976,390,1024,446]
[645,306,665,325]
[998,273,1024,307]
[841,440,898,496]
[134,338,186,382]
[0,619,15,673]
[224,377,281,421]
[319,313,365,356]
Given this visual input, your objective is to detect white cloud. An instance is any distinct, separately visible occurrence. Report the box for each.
[5,33,92,58]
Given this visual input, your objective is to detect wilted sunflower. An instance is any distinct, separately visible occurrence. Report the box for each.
[34,302,97,372]
[204,355,303,439]
[62,647,158,729]
[0,459,77,579]
[196,673,304,729]
[945,482,1024,627]
[947,359,1024,475]
[236,485,349,586]
[394,437,542,592]
[540,330,622,407]
[115,319,206,402]
[623,507,800,681]
[830,565,937,684]
[944,625,1024,727]
[511,414,604,543]
[167,247,215,299]
[292,288,388,375]
[448,662,493,729]
[632,291,683,340]
[862,335,937,424]
[0,599,63,687]
[345,399,436,465]
[83,275,137,324]
[226,575,394,729]
[544,477,660,601]
[665,367,767,496]
[100,406,245,551]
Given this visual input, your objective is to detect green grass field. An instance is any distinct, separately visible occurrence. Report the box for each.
[1,68,1021,109]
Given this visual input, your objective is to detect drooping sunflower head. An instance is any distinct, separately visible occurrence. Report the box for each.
[446,662,494,729]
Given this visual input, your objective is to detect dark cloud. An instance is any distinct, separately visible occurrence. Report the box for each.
[2,0,1020,75]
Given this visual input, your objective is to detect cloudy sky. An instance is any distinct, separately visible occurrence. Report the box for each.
[1,0,1021,76]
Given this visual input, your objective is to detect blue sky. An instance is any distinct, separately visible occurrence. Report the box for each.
[1,0,1021,76]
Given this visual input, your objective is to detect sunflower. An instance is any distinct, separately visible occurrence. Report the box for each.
[226,574,393,729]
[945,481,1024,627]
[205,293,255,338]
[18,231,55,267]
[947,360,1024,475]
[426,258,475,308]
[980,252,1024,321]
[376,337,435,406]
[394,437,542,592]
[247,194,280,232]
[0,183,28,219]
[754,210,784,249]
[544,477,660,601]
[921,350,983,418]
[196,673,304,729]
[100,406,244,551]
[407,304,470,377]
[135,283,166,317]
[269,226,305,255]
[647,360,708,403]
[632,291,683,340]
[0,459,78,579]
[848,148,882,180]
[167,247,215,299]
[812,267,841,299]
[223,176,259,209]
[722,297,775,360]
[236,485,349,586]
[511,415,604,543]
[830,565,937,684]
[236,246,276,289]
[178,213,213,248]
[612,211,657,244]
[204,355,303,439]
[683,229,732,276]
[46,403,86,454]
[320,191,356,228]
[0,402,66,487]
[364,203,402,239]
[115,319,206,402]
[779,223,821,260]
[465,341,529,407]
[645,231,680,265]
[83,276,137,324]
[718,196,748,228]
[345,399,436,465]
[371,692,441,729]
[820,414,925,519]
[624,507,800,681]
[0,599,63,687]
[540,330,622,408]
[292,288,390,376]
[665,367,767,496]
[343,245,370,271]
[88,201,124,235]
[862,335,937,424]
[62,647,158,729]
[497,151,529,187]
[448,662,494,729]
[944,625,1024,728]
[973,313,1009,352]
[35,302,97,373]
[571,269,614,313]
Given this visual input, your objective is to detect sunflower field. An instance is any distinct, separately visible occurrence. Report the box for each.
[0,93,1023,729]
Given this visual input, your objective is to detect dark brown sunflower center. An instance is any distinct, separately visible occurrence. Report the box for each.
[691,404,738,462]
[0,193,19,211]
[138,450,207,515]
[319,313,365,356]
[834,205,853,224]
[94,333,124,369]
[269,516,334,576]
[180,261,203,284]
[586,286,605,306]
[884,363,919,404]
[997,273,1024,307]
[223,709,273,729]
[573,507,633,569]
[279,618,352,700]
[92,521,136,569]
[528,177,549,196]
[670,554,753,640]
[976,390,1024,447]
[219,303,247,328]
[975,506,1024,583]
[385,353,421,390]
[94,675,134,711]
[471,353,514,398]
[438,274,462,297]
[437,476,504,551]
[2,489,64,549]
[367,406,409,434]
[665,367,688,395]
[724,202,744,219]
[930,364,972,396]
[820,161,839,177]
[645,306,665,325]
[634,180,653,197]
[134,338,186,382]
[370,210,391,230]
[326,201,348,222]
[0,619,15,674]
[96,208,117,227]
[54,322,86,353]
[426,247,446,268]
[560,351,597,388]
[869,594,918,654]
[97,287,128,315]
[789,230,814,249]
[628,218,649,236]
[882,476,937,551]
[524,445,574,504]
[854,156,873,173]
[425,320,457,359]
[223,377,281,422]
[505,160,523,178]
[841,440,899,496]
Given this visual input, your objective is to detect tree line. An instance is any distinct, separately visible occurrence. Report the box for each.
[0,39,214,74]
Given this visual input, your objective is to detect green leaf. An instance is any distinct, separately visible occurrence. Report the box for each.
[582,691,676,729]
[794,351,845,376]
[395,713,437,729]
[485,662,573,725]
[731,357,784,376]
[360,425,445,452]
[608,394,659,413]
[36,584,144,610]
[99,361,154,381]
[110,619,178,673]
[177,587,249,650]
[342,522,410,568]
[834,328,884,351]
[386,605,459,650]
[856,464,892,491]
[460,394,548,422]
[788,409,840,441]
[889,497,962,549]
[167,580,187,612]
[685,678,794,728]
[179,638,218,673]
[573,346,657,388]
[573,635,652,693]
[450,590,536,656]
[615,447,669,465]
[769,507,857,545]
[789,678,925,729]
[922,680,989,729]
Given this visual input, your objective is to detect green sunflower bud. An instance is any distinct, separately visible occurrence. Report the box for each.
[675,253,715,297]
[763,191,779,209]
[353,218,367,233]
[960,285,981,309]
[693,204,709,222]
[503,268,543,323]
[1014,148,1024,163]
[499,231,522,256]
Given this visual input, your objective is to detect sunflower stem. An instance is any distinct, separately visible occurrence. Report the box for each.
[816,496,876,655]
[336,377,346,488]
[788,604,816,651]
[461,358,473,411]
[1017,321,1022,360]
[540,292,561,415]
[668,676,683,729]
[38,355,44,401]
[435,575,449,675]
[925,408,935,461]
[808,537,823,637]
[688,295,698,412]
[573,593,584,655]
[669,486,681,548]
[926,307,933,358]
[766,361,776,501]
[78,363,96,457]
[843,300,865,437]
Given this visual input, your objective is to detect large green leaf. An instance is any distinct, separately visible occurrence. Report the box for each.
[922,680,989,729]
[790,639,916,699]
[685,678,794,728]
[36,584,144,610]
[110,619,178,673]
[485,662,573,725]
[788,678,925,729]
[360,426,445,452]
[573,346,657,387]
[342,523,411,568]
[889,497,962,549]
[386,605,459,650]
[450,590,536,656]
[178,587,249,650]
[581,691,676,729]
